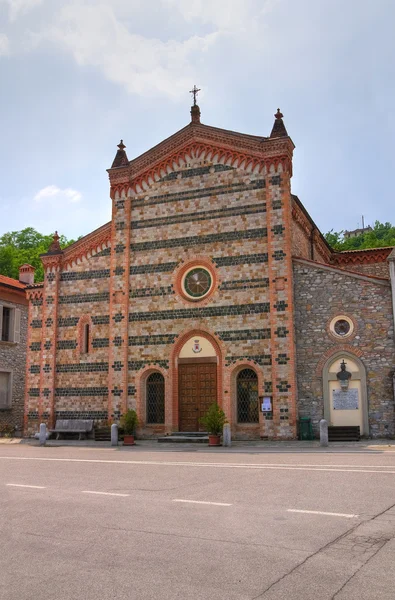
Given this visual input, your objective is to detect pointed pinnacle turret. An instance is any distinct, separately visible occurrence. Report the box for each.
[270,108,288,138]
[111,139,129,168]
[47,231,62,254]
[190,104,201,124]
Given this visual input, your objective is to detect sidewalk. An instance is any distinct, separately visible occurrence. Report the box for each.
[1,437,395,452]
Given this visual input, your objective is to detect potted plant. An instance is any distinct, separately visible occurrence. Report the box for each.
[199,403,226,446]
[0,423,15,438]
[120,409,138,446]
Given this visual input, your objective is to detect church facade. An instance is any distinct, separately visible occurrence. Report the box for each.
[24,104,395,439]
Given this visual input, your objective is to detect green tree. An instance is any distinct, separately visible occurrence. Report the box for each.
[0,227,76,282]
[325,221,395,251]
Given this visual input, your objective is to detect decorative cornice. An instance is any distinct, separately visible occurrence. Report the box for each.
[312,229,332,262]
[61,222,112,270]
[291,196,332,263]
[332,247,394,266]
[108,123,294,196]
[41,253,63,270]
[26,287,44,300]
[292,204,312,238]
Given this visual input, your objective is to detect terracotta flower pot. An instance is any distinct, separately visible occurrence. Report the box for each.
[208,434,221,446]
[123,434,135,446]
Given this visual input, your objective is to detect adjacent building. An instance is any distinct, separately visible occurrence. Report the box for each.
[0,265,35,436]
[23,104,395,439]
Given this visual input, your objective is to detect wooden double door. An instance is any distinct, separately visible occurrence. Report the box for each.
[178,361,217,432]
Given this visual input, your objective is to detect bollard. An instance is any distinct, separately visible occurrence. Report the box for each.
[223,422,231,447]
[39,423,47,446]
[320,419,329,447]
[111,423,118,447]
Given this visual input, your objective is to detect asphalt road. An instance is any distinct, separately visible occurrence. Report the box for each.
[1,444,395,599]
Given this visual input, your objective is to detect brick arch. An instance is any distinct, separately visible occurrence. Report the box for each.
[135,365,170,432]
[315,344,364,377]
[170,327,225,431]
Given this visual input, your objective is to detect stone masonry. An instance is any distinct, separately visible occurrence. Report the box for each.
[294,259,395,437]
[0,274,29,435]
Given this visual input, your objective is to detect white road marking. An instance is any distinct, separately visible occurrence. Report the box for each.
[173,499,232,506]
[6,483,46,489]
[287,509,358,518]
[82,491,130,497]
[1,457,395,474]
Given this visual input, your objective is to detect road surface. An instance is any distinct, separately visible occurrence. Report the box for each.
[1,443,395,599]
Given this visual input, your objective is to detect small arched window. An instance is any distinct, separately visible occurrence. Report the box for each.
[237,368,259,423]
[82,323,90,354]
[146,372,165,424]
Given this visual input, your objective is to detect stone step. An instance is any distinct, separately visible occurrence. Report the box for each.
[158,435,209,444]
[170,431,208,437]
[328,426,360,442]
[94,427,111,441]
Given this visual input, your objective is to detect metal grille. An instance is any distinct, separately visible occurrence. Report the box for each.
[146,372,165,424]
[237,368,259,423]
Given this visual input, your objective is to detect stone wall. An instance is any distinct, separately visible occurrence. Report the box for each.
[293,258,395,437]
[0,297,28,435]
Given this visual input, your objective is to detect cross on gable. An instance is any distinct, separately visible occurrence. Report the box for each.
[189,85,201,106]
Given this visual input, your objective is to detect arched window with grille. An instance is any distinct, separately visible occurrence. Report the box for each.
[146,372,165,424]
[237,368,259,423]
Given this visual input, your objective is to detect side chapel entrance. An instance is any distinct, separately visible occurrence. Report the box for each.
[323,353,368,436]
[177,335,219,432]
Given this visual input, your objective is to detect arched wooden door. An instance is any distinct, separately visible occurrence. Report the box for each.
[177,335,218,432]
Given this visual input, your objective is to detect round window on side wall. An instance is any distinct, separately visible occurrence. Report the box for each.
[329,315,354,339]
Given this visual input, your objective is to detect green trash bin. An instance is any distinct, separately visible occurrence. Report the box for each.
[298,417,314,440]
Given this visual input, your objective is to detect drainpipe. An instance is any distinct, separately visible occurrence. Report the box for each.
[389,249,395,343]
[389,250,395,414]
[310,227,316,261]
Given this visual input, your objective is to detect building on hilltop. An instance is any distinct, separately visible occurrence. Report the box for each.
[23,102,395,439]
[1,265,35,436]
[344,225,372,239]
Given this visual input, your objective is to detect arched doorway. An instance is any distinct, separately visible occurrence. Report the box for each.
[175,333,221,432]
[323,352,368,435]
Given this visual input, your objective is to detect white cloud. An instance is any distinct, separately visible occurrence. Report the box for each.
[0,33,9,55]
[163,0,263,30]
[36,2,220,99]
[2,0,43,22]
[2,0,276,99]
[34,185,82,204]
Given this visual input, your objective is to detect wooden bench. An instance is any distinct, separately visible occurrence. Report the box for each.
[49,419,93,440]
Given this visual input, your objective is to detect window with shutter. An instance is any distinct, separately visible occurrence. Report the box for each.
[0,305,17,343]
[0,372,11,409]
[1,307,11,341]
[13,308,21,343]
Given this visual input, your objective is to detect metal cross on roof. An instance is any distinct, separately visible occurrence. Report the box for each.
[189,85,201,106]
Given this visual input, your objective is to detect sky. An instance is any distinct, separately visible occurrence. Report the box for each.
[0,0,394,241]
